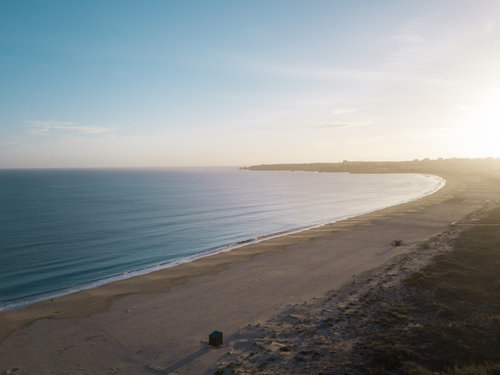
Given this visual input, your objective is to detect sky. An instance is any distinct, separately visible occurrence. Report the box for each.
[1,0,500,168]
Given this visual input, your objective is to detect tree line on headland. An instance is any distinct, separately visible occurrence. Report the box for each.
[243,157,500,176]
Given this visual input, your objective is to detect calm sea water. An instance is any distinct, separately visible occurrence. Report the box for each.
[0,168,444,311]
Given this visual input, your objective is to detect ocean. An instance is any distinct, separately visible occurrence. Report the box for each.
[0,168,444,311]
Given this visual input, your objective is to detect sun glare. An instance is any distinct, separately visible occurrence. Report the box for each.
[457,89,500,158]
[474,93,500,157]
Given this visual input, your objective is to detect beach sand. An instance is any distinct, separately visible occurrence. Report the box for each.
[1,171,499,374]
[215,203,500,374]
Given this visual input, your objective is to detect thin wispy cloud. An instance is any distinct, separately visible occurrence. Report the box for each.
[253,62,387,82]
[0,139,19,146]
[331,107,365,116]
[318,121,372,129]
[240,59,457,86]
[346,126,453,146]
[386,20,427,66]
[27,120,75,127]
[397,127,456,142]
[391,32,424,45]
[26,121,111,135]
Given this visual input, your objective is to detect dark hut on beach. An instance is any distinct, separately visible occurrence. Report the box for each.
[209,330,223,347]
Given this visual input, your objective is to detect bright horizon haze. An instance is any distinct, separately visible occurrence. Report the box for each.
[1,1,500,168]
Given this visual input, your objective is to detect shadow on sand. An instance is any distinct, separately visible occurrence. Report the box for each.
[145,344,213,374]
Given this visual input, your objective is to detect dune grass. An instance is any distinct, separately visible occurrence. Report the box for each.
[359,207,500,374]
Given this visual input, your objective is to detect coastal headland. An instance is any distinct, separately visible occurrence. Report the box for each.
[1,158,500,374]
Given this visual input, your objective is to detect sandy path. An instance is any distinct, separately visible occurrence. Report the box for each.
[0,173,497,375]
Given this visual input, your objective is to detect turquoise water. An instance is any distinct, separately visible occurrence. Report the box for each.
[0,168,444,311]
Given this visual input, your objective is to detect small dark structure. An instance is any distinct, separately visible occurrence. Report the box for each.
[392,240,404,246]
[209,330,223,347]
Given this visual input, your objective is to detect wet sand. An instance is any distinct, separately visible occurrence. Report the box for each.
[1,171,498,374]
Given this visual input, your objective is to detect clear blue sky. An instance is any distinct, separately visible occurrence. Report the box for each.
[1,1,500,167]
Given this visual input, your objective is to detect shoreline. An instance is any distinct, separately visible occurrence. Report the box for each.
[0,172,445,314]
[1,169,497,374]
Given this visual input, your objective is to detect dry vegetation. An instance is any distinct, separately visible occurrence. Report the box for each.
[216,205,500,374]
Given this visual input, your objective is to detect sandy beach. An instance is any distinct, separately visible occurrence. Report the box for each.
[1,169,499,374]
